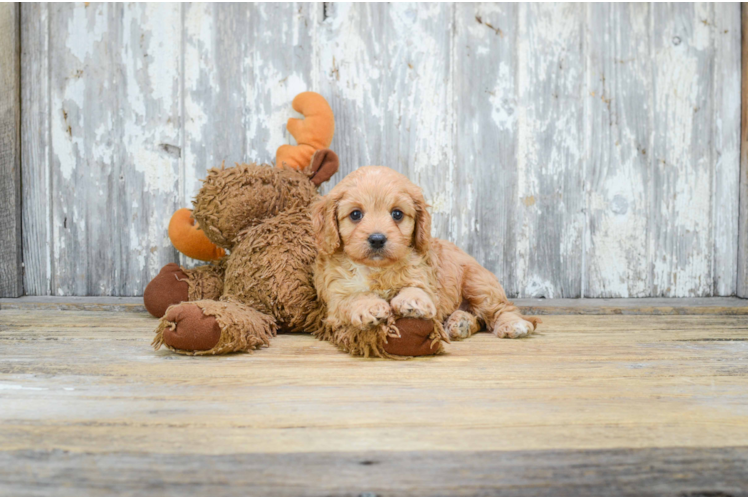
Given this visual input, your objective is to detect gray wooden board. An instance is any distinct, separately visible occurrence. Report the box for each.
[712,5,742,297]
[2,308,748,495]
[19,3,743,298]
[3,296,748,315]
[586,4,653,298]
[650,4,727,298]
[20,3,51,296]
[0,310,748,496]
[739,4,748,299]
[45,4,182,296]
[453,4,520,296]
[1,447,746,496]
[0,3,22,298]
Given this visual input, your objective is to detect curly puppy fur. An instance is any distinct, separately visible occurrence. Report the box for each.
[312,166,539,354]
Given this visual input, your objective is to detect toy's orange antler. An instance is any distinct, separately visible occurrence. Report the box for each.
[168,208,226,262]
[167,92,333,262]
[275,92,335,170]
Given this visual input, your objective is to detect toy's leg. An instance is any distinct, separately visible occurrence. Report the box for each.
[143,262,224,318]
[320,317,445,359]
[461,264,540,339]
[316,293,446,359]
[382,318,446,357]
[182,263,225,301]
[445,309,481,340]
[152,298,276,355]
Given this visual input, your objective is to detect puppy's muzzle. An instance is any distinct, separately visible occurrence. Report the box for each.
[368,233,387,250]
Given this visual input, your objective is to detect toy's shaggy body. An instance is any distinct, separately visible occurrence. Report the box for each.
[312,166,539,355]
[151,163,326,355]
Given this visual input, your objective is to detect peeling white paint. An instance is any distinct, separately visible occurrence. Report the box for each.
[65,4,106,64]
[51,77,85,181]
[22,3,743,298]
[489,62,516,132]
[144,4,181,109]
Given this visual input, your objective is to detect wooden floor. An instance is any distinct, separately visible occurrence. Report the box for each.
[1,301,748,495]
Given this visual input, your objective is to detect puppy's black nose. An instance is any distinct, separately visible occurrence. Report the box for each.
[368,233,387,249]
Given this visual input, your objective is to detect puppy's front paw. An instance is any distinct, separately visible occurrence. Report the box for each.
[390,288,436,319]
[350,298,392,328]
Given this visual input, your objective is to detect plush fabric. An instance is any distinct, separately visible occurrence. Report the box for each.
[143,263,190,318]
[150,160,333,355]
[383,318,444,357]
[168,208,226,262]
[276,92,335,170]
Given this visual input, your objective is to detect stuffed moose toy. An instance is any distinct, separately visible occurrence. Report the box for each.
[144,92,444,358]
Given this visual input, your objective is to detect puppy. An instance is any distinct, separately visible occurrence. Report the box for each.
[312,166,538,351]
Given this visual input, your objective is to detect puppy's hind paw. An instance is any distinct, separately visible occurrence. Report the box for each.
[495,319,535,339]
[445,310,480,340]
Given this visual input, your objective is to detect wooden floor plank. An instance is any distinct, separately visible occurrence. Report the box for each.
[1,309,748,494]
[1,447,747,496]
[3,296,748,315]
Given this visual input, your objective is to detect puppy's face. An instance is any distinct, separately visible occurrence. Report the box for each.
[313,166,431,267]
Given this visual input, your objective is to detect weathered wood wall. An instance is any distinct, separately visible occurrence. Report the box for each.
[18,3,742,298]
[0,3,22,298]
[738,4,748,298]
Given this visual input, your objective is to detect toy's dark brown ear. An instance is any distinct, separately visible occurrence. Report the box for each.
[305,149,339,186]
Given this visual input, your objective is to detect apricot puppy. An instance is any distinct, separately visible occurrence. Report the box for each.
[312,166,538,355]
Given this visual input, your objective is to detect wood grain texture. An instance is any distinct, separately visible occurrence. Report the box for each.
[118,4,183,295]
[515,4,586,299]
[47,3,119,296]
[739,3,748,298]
[20,3,51,296]
[4,296,748,315]
[650,4,718,297]
[453,4,520,296]
[1,309,748,494]
[25,4,181,296]
[19,3,743,298]
[712,4,741,296]
[586,4,652,298]
[0,3,22,298]
[1,447,746,496]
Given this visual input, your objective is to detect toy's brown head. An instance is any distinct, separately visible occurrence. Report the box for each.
[185,149,339,252]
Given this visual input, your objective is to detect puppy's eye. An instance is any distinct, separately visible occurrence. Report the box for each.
[391,209,404,221]
[350,210,363,222]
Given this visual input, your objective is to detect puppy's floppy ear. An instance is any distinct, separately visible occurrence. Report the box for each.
[311,193,341,255]
[411,186,432,253]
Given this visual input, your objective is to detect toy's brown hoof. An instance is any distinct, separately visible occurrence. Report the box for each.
[162,303,221,352]
[144,263,190,318]
[383,318,440,356]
